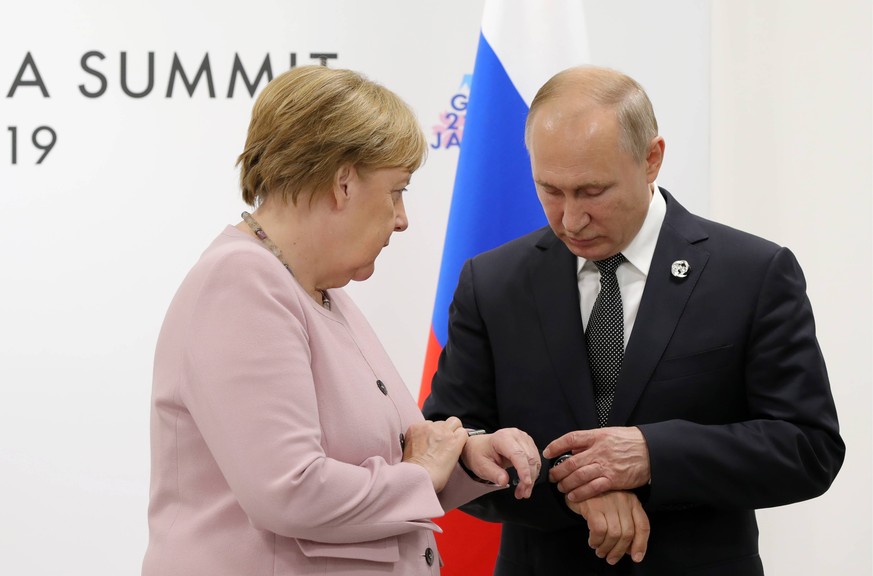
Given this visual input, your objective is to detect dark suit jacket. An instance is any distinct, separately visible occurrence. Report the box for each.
[422,189,844,575]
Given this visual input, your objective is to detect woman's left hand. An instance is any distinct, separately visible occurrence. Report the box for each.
[461,428,541,499]
[402,417,469,493]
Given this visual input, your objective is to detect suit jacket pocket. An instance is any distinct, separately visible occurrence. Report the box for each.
[650,344,735,382]
[685,552,763,575]
[296,536,400,563]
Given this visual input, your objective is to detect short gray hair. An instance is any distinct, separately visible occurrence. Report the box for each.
[525,65,658,162]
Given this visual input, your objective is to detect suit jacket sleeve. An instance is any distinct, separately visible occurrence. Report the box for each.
[639,246,844,510]
[423,258,584,530]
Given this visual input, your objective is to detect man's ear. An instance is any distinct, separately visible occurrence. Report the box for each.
[333,164,354,209]
[645,136,665,183]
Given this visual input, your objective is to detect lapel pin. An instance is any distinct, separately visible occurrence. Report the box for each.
[671,260,690,278]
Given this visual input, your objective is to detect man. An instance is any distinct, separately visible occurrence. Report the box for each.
[422,66,844,575]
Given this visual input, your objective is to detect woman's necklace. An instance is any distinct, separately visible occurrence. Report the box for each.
[241,211,331,311]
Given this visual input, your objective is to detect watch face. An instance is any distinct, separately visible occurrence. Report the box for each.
[551,454,571,467]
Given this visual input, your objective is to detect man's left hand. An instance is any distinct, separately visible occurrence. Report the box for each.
[543,426,651,502]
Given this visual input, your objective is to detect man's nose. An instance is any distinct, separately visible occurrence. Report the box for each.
[563,198,591,233]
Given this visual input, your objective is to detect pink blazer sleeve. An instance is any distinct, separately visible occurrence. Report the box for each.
[178,247,451,544]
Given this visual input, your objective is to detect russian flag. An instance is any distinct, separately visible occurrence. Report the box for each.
[418,1,589,574]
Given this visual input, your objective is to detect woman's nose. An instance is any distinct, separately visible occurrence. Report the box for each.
[394,198,409,232]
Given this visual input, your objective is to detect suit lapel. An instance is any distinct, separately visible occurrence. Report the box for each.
[529,230,599,429]
[608,191,710,425]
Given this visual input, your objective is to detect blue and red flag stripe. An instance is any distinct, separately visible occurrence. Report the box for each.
[418,3,589,574]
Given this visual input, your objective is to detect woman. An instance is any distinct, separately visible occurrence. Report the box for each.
[142,66,540,575]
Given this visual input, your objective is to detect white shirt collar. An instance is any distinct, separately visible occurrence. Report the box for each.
[576,183,667,277]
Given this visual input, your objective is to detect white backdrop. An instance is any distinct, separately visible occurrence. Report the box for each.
[710,1,872,574]
[2,1,866,575]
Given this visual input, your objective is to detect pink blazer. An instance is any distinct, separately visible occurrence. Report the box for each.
[142,227,498,576]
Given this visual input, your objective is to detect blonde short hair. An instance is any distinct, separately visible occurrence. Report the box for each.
[237,66,427,206]
[525,65,658,162]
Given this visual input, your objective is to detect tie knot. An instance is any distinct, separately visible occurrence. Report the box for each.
[593,253,626,275]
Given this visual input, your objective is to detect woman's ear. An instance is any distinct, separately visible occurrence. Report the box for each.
[332,164,354,209]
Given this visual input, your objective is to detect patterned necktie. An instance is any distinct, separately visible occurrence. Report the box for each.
[586,253,626,427]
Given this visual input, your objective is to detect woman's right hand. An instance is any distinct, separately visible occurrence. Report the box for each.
[402,416,468,492]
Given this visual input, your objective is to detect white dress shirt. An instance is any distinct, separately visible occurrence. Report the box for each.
[577,184,666,348]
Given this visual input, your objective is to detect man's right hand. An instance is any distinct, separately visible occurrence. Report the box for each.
[566,490,650,565]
